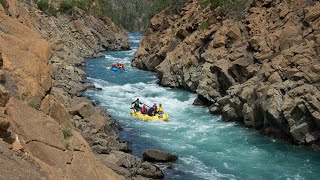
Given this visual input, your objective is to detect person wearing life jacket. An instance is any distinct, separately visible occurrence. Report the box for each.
[157,104,163,114]
[131,98,142,111]
[152,103,157,111]
[150,104,156,114]
[141,104,147,114]
[148,107,155,116]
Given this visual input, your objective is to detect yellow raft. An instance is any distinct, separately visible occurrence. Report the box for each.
[130,109,169,121]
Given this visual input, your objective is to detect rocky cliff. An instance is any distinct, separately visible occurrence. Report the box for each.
[132,0,320,148]
[0,0,163,179]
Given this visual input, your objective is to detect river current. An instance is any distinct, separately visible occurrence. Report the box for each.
[85,33,320,180]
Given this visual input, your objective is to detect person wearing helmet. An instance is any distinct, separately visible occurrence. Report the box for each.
[157,104,163,114]
[141,104,147,114]
[148,106,155,116]
[131,98,142,111]
[152,103,157,111]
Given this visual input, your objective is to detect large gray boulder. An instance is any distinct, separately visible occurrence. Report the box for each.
[143,149,178,162]
[137,161,164,179]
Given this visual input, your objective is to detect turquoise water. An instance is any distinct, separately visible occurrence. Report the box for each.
[85,33,320,180]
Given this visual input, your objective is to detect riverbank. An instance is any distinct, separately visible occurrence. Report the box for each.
[132,0,320,149]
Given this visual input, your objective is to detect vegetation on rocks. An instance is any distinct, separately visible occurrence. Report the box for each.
[91,0,188,31]
[62,126,72,140]
[62,126,72,149]
[34,0,189,31]
[200,0,252,19]
[33,0,252,31]
[27,97,41,110]
[199,20,209,30]
[37,0,57,16]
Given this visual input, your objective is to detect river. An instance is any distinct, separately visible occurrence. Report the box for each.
[85,33,320,180]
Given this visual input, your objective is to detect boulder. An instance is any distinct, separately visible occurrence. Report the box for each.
[106,151,142,169]
[142,149,178,162]
[304,2,320,22]
[226,26,241,40]
[268,72,282,83]
[290,123,309,144]
[222,104,240,122]
[213,33,227,47]
[88,111,108,132]
[98,155,131,178]
[137,161,164,179]
[209,104,220,114]
[69,102,95,118]
[193,95,210,106]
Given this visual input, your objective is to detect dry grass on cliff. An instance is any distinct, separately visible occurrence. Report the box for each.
[62,126,72,150]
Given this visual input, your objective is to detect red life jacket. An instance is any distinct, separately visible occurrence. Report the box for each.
[141,107,147,113]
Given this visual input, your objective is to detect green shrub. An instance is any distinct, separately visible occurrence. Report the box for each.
[59,0,91,13]
[73,0,90,11]
[37,0,57,16]
[27,97,41,110]
[62,126,72,150]
[48,5,57,16]
[199,20,209,30]
[200,0,249,20]
[62,126,73,140]
[64,140,71,150]
[37,0,49,11]
[59,0,73,13]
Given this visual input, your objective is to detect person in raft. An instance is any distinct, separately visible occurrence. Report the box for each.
[152,104,157,112]
[111,63,125,70]
[157,104,163,114]
[131,98,142,111]
[148,107,155,116]
[141,104,147,114]
[146,104,158,116]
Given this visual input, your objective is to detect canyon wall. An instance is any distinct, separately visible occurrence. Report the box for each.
[0,0,163,179]
[132,0,320,148]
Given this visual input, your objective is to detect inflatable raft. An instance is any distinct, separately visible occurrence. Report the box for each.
[111,67,125,72]
[130,109,169,121]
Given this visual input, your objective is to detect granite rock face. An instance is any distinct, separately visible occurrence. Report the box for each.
[0,0,163,179]
[132,0,320,148]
